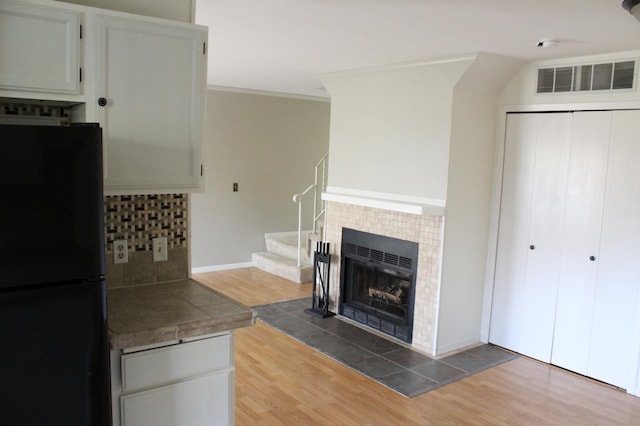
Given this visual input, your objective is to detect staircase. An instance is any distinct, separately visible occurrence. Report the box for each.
[251,231,316,284]
[251,153,328,284]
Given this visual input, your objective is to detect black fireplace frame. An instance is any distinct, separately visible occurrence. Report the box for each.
[339,228,418,343]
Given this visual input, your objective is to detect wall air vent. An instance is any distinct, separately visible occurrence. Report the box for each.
[536,59,637,94]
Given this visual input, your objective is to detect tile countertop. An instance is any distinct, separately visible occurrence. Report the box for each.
[107,279,256,350]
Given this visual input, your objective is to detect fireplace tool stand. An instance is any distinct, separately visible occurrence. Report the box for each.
[305,241,335,318]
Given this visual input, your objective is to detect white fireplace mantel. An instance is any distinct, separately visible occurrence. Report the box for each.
[322,186,445,216]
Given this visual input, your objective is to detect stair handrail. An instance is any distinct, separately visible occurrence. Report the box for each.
[292,152,329,267]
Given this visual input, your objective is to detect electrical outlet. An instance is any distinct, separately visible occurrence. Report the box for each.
[153,237,168,262]
[113,240,128,264]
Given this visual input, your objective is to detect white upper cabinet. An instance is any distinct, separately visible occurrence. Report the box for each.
[93,13,207,191]
[0,0,208,193]
[0,0,80,94]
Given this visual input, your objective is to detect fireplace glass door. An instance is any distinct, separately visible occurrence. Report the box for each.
[347,260,412,325]
[339,228,418,343]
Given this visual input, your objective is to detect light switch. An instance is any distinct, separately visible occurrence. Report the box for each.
[153,237,168,262]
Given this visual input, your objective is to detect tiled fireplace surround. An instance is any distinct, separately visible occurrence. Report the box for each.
[324,201,443,356]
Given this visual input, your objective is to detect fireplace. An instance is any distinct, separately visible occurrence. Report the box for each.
[339,228,418,343]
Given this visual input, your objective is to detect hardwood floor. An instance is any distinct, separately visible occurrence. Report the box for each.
[195,267,312,307]
[194,268,640,425]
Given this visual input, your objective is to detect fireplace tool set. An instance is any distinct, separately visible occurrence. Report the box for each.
[305,241,335,318]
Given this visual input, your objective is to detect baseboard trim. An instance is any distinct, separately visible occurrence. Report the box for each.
[436,336,483,357]
[192,262,255,274]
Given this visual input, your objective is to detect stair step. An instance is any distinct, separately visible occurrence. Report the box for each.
[264,232,311,263]
[251,251,313,284]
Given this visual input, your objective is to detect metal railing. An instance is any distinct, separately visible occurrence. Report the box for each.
[292,152,329,267]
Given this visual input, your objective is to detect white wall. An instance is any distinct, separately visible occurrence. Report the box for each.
[433,52,520,354]
[322,58,473,203]
[190,89,330,269]
[436,87,498,354]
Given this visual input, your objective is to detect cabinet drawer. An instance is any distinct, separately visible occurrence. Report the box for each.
[122,334,232,391]
[121,370,232,426]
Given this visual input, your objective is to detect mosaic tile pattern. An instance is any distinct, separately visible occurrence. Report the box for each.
[104,194,188,252]
[0,100,72,125]
[324,201,443,356]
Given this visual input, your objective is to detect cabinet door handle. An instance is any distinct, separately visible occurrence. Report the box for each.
[529,245,535,250]
[589,255,596,261]
[98,97,108,107]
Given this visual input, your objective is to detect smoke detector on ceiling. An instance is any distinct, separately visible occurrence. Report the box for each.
[537,39,559,49]
[622,0,640,22]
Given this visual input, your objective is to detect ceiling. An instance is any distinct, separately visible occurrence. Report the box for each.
[195,0,640,99]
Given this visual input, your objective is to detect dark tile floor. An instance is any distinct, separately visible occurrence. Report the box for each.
[254,298,518,398]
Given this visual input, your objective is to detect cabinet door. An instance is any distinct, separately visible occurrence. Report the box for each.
[121,371,233,426]
[0,1,80,94]
[588,110,640,390]
[490,112,571,362]
[95,14,206,191]
[551,111,611,374]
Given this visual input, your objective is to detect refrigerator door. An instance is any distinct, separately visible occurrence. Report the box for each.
[0,124,105,288]
[0,279,111,426]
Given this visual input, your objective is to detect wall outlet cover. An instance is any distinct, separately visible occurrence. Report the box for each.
[114,240,128,264]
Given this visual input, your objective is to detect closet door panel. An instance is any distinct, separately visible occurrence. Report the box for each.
[551,111,612,373]
[518,113,571,362]
[589,110,640,389]
[490,113,571,362]
[490,114,537,352]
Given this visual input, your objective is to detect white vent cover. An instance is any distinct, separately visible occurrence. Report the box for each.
[537,60,637,94]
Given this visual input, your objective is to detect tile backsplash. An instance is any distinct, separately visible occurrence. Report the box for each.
[0,99,73,126]
[104,194,189,287]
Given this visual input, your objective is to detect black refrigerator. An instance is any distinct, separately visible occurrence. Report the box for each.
[0,124,112,425]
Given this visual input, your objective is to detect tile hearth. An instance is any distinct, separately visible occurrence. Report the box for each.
[254,298,518,398]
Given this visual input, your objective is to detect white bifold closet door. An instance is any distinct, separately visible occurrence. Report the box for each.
[490,110,640,392]
[551,111,611,373]
[588,110,640,389]
[490,112,571,363]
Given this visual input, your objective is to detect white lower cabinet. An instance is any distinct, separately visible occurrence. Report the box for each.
[111,333,234,426]
[490,110,640,394]
[121,372,232,426]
